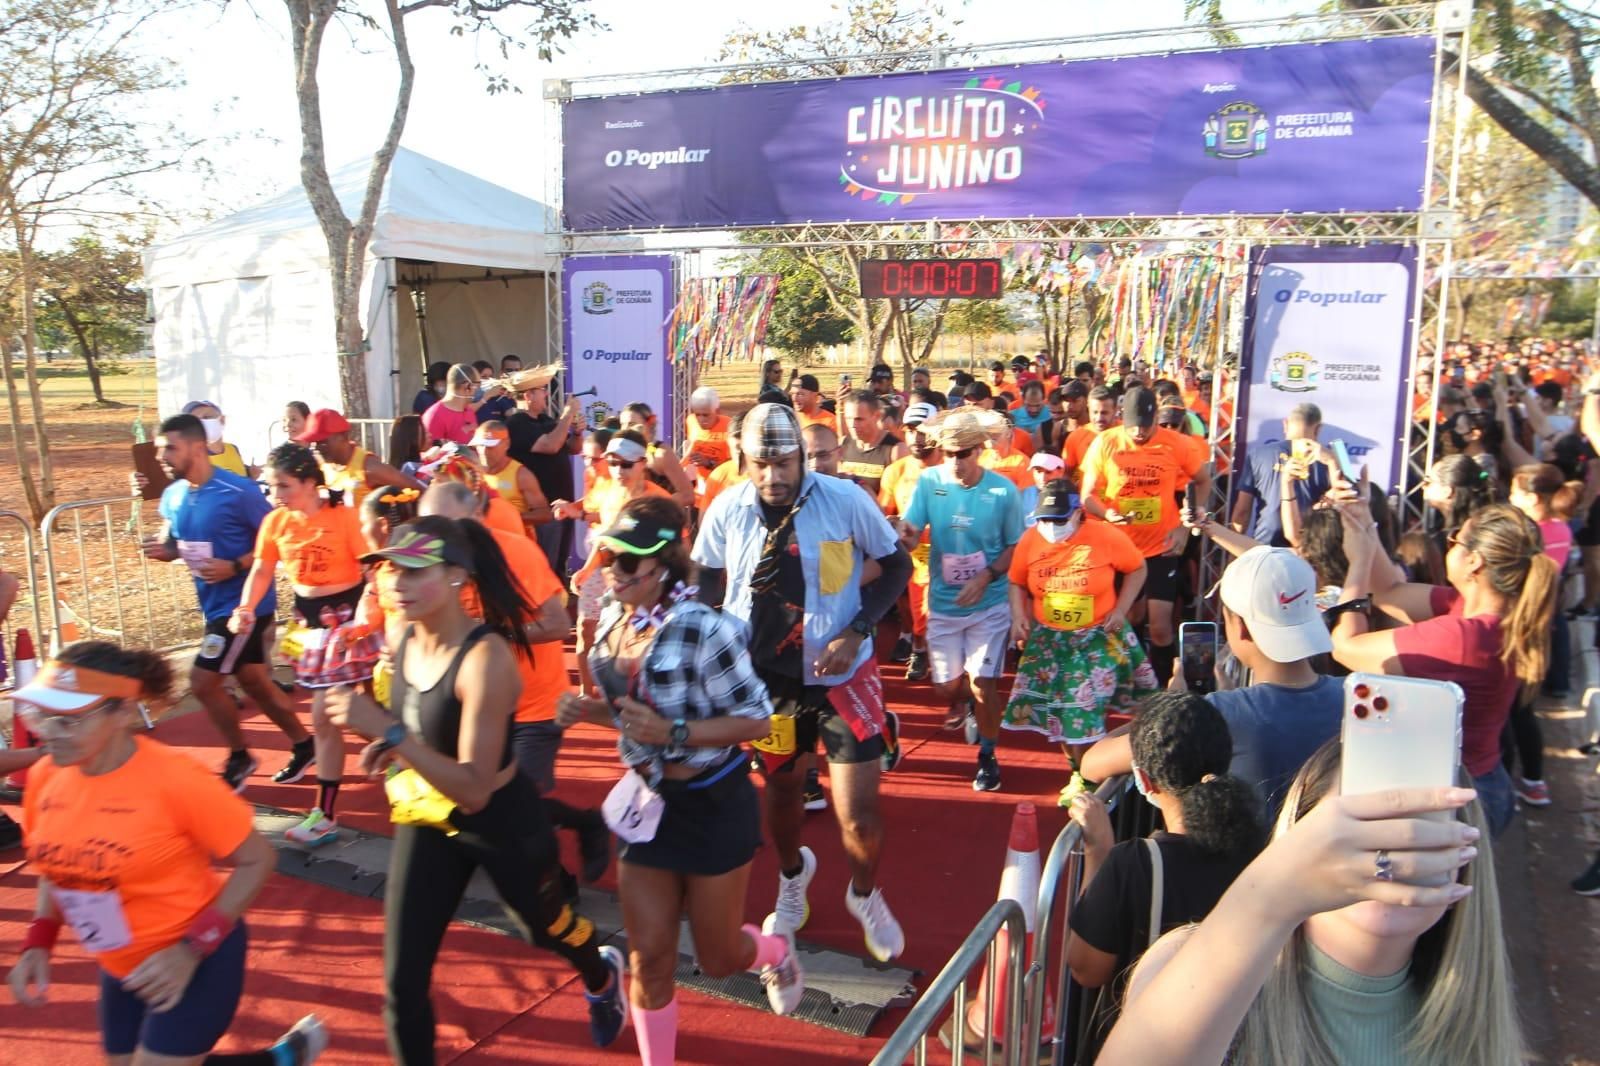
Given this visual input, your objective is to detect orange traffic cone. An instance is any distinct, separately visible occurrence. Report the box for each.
[939,801,1052,1056]
[6,629,38,791]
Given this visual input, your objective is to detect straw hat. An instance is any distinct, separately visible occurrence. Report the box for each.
[506,363,562,391]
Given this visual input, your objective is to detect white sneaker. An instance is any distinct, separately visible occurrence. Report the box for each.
[844,885,905,962]
[285,808,339,847]
[772,845,816,934]
[759,913,805,1016]
[276,1013,330,1064]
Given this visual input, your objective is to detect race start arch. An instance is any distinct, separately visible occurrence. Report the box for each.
[540,1,1471,549]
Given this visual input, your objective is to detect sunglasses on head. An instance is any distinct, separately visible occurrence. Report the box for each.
[944,446,976,460]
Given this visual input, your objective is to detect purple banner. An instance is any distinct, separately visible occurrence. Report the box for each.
[562,37,1436,231]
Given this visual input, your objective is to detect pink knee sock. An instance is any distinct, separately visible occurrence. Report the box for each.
[743,923,789,970]
[631,996,678,1065]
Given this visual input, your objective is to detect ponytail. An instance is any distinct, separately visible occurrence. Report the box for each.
[1463,504,1557,686]
[1512,462,1582,521]
[1432,454,1498,539]
[1130,692,1265,862]
[1178,775,1267,862]
[393,515,537,665]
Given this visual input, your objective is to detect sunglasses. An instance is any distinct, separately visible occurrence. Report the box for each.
[606,458,639,469]
[944,447,976,460]
[597,547,647,574]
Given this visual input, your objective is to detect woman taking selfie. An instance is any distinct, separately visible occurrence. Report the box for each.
[7,642,326,1065]
[557,495,803,1065]
[1099,743,1519,1066]
[325,515,625,1064]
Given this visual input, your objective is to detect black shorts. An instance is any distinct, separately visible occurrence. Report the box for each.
[194,615,272,675]
[1142,554,1183,604]
[762,673,885,772]
[1579,498,1600,547]
[618,755,762,876]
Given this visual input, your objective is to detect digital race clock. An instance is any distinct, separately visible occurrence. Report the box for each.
[859,259,1004,300]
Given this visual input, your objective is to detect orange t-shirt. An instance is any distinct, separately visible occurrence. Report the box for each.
[880,454,932,583]
[583,476,669,530]
[981,449,1033,491]
[797,407,835,430]
[484,495,526,540]
[460,527,568,723]
[1063,426,1102,475]
[683,413,732,472]
[255,503,366,588]
[702,458,747,509]
[1011,427,1035,458]
[23,737,254,978]
[1008,521,1145,629]
[1081,426,1204,557]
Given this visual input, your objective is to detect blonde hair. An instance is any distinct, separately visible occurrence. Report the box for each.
[1231,744,1523,1066]
[1462,503,1558,686]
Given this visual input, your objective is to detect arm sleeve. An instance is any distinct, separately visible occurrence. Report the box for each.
[855,547,912,625]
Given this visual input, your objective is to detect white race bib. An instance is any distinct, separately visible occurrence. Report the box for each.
[602,770,664,844]
[940,549,987,587]
[175,539,214,578]
[52,887,132,952]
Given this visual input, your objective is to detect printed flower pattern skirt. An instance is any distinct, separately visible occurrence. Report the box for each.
[1002,620,1158,743]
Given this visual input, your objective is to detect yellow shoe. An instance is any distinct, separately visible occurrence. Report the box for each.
[1057,771,1090,808]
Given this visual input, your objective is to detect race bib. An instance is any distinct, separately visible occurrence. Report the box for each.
[941,549,987,586]
[751,712,798,755]
[1042,592,1095,631]
[1120,496,1162,525]
[52,887,132,952]
[175,539,214,578]
[602,770,665,844]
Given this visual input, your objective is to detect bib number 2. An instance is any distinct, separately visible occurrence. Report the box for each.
[52,887,133,952]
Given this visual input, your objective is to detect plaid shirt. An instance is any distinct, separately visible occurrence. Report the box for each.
[591,599,771,785]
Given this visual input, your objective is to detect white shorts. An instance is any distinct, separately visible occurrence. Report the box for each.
[577,567,608,621]
[926,600,1011,685]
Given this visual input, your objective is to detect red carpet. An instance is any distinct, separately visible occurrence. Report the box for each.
[0,645,1084,1061]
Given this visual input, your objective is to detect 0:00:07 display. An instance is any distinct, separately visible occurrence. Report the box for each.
[859,259,1004,300]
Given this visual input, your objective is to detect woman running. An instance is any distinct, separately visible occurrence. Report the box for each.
[232,443,379,847]
[1004,479,1156,805]
[7,641,327,1065]
[324,515,625,1064]
[556,496,803,1064]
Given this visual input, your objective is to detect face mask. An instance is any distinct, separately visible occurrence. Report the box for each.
[1131,764,1159,807]
[433,383,446,396]
[200,418,224,444]
[1036,516,1078,543]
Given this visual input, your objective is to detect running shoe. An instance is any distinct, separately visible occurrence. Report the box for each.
[269,1014,329,1065]
[973,750,1001,792]
[285,808,340,847]
[880,710,903,773]
[889,633,913,664]
[273,739,316,784]
[905,649,929,682]
[759,913,805,1016]
[1057,771,1091,808]
[773,845,816,934]
[577,811,612,883]
[221,750,259,793]
[586,945,628,1047]
[1573,855,1600,896]
[803,767,828,812]
[844,885,905,962]
[1515,778,1552,807]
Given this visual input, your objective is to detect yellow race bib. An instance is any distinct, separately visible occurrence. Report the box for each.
[1120,496,1162,525]
[1042,592,1095,631]
[752,713,798,755]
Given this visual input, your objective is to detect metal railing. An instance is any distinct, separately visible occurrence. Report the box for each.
[870,898,1028,1066]
[345,418,395,464]
[0,509,45,664]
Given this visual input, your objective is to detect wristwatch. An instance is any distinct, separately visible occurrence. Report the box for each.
[849,617,874,640]
[372,720,408,755]
[1322,596,1372,622]
[668,718,690,752]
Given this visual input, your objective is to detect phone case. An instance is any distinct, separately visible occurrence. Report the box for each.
[1178,622,1218,693]
[1339,674,1464,883]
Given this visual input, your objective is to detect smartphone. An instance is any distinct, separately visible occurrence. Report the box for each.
[1340,673,1464,885]
[1290,438,1319,464]
[840,373,852,388]
[1329,438,1361,484]
[1178,621,1218,695]
[131,442,172,501]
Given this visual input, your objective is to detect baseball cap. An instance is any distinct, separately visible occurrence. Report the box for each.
[597,510,683,557]
[1121,387,1157,430]
[1028,452,1065,473]
[293,408,352,443]
[949,370,974,387]
[468,426,508,447]
[869,365,894,382]
[796,373,821,392]
[181,399,222,416]
[1010,355,1029,369]
[360,526,475,571]
[1033,479,1080,520]
[11,660,142,713]
[741,402,803,459]
[1219,547,1333,663]
[903,401,937,427]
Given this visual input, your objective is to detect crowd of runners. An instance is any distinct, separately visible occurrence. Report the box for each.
[3,337,1600,1064]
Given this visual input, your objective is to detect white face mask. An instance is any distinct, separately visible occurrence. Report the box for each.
[1035,513,1081,543]
[200,418,224,444]
[1131,764,1159,807]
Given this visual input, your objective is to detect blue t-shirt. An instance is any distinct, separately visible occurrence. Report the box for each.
[903,467,1024,616]
[1013,406,1051,435]
[159,468,275,622]
[1206,675,1343,815]
[1234,439,1330,547]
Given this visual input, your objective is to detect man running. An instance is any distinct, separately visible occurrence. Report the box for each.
[879,402,942,683]
[140,414,314,790]
[897,409,1025,791]
[1079,386,1210,686]
[682,386,732,507]
[839,390,908,498]
[791,374,835,429]
[694,404,913,962]
[1063,386,1119,481]
[295,408,421,509]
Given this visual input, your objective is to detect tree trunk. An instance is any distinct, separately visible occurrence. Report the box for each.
[54,297,105,403]
[7,206,54,511]
[0,340,45,522]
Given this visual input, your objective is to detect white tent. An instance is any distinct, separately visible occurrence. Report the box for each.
[145,148,557,464]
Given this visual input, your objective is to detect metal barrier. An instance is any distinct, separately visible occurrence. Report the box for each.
[0,509,45,663]
[346,418,394,464]
[869,898,1028,1066]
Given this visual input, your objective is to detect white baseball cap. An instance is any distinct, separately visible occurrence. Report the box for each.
[1028,452,1065,472]
[1219,547,1333,664]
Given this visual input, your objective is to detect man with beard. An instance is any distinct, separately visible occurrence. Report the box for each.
[506,364,584,577]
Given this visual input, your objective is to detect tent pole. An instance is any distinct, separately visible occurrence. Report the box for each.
[409,282,432,375]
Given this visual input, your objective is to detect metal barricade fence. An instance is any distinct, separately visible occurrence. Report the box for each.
[345,418,394,464]
[0,509,45,667]
[869,898,1028,1066]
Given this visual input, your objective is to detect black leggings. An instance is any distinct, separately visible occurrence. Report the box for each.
[1502,690,1545,782]
[383,773,609,1065]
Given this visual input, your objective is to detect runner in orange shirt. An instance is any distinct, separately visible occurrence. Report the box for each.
[9,645,325,1064]
[1063,386,1120,479]
[682,386,732,510]
[980,414,1034,490]
[702,412,749,509]
[879,402,942,682]
[1080,386,1210,687]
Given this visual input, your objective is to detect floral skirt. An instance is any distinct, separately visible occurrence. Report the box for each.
[1002,620,1158,743]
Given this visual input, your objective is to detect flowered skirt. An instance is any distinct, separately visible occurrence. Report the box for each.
[1002,620,1158,743]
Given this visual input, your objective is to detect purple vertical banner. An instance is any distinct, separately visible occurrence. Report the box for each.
[563,36,1436,230]
[1236,245,1420,493]
[562,254,674,441]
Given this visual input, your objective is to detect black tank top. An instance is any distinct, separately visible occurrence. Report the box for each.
[391,623,510,768]
[840,433,901,493]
